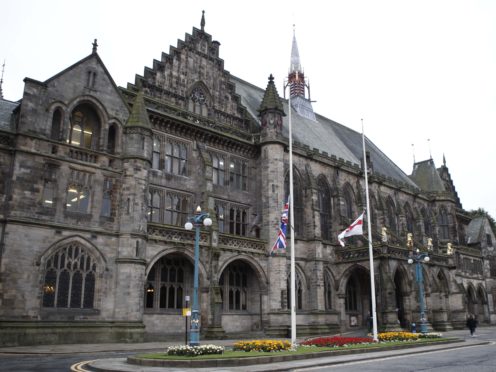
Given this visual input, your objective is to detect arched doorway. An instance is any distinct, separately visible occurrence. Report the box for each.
[467,285,477,317]
[218,259,262,332]
[143,253,195,336]
[394,269,409,328]
[344,266,371,329]
[476,285,488,323]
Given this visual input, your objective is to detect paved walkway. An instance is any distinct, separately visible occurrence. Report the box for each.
[0,327,493,371]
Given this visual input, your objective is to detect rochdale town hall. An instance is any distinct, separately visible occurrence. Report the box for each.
[1,13,495,346]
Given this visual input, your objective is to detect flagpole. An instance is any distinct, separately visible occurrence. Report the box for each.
[362,118,378,342]
[288,93,297,346]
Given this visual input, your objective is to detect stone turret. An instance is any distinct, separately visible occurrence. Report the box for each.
[259,74,285,141]
[115,90,152,321]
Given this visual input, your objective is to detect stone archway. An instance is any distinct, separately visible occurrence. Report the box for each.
[218,259,262,334]
[143,252,195,337]
[467,285,477,317]
[393,269,410,329]
[343,266,371,329]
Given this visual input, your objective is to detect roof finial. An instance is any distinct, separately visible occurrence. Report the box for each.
[443,153,446,166]
[201,10,205,32]
[427,138,432,159]
[0,60,5,99]
[92,39,98,54]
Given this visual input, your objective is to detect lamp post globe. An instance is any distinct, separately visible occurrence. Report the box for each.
[184,205,211,346]
[408,248,429,334]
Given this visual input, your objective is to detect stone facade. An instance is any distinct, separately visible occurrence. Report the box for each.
[0,16,495,346]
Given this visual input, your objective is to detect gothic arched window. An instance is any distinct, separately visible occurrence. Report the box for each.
[405,204,414,235]
[318,177,332,241]
[438,208,450,240]
[287,269,303,310]
[324,271,333,310]
[219,262,249,311]
[107,124,117,154]
[67,104,100,149]
[285,172,304,237]
[145,254,191,310]
[422,207,432,238]
[42,244,97,309]
[345,276,358,311]
[343,186,354,222]
[387,198,397,234]
[51,108,63,141]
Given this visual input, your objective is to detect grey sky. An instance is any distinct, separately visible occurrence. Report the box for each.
[1,0,495,216]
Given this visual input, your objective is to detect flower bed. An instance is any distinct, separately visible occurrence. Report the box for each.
[377,331,419,342]
[166,344,224,356]
[233,340,292,352]
[301,336,374,347]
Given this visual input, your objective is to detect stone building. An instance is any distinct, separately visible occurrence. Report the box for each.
[0,14,495,346]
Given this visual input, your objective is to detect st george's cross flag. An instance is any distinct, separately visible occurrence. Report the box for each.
[338,212,364,247]
[271,197,289,255]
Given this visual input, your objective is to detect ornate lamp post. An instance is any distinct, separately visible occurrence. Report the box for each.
[184,206,212,346]
[408,248,430,333]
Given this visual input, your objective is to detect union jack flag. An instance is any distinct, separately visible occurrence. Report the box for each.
[271,197,289,255]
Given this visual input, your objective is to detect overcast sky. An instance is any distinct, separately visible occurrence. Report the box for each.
[2,0,495,217]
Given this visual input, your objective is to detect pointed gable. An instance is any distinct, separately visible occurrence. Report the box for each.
[128,13,250,133]
[44,52,128,118]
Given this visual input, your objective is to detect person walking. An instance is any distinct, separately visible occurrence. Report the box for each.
[466,314,478,337]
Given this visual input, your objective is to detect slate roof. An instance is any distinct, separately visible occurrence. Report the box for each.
[409,159,446,192]
[466,217,485,245]
[232,75,418,188]
[0,98,19,132]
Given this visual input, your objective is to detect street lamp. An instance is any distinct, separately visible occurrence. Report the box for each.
[408,248,430,333]
[184,206,212,346]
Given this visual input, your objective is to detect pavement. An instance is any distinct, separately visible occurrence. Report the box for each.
[0,327,493,372]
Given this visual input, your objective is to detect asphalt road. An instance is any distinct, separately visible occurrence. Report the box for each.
[0,328,494,372]
[293,332,496,372]
[0,351,135,372]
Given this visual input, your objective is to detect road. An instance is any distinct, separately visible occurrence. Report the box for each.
[0,351,135,372]
[293,330,496,372]
[0,328,494,372]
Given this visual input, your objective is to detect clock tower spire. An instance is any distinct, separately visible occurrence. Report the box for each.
[284,27,316,121]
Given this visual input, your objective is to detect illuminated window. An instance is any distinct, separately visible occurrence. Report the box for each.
[66,184,90,213]
[145,255,191,310]
[152,138,161,170]
[67,104,100,149]
[212,153,225,186]
[42,180,55,208]
[42,243,96,309]
[229,159,247,191]
[215,203,226,233]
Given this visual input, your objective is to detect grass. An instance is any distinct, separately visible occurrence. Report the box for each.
[136,338,452,360]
